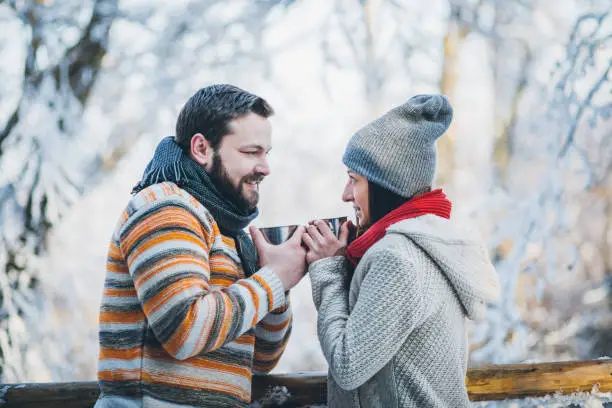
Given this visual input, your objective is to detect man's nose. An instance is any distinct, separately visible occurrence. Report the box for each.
[256,157,270,176]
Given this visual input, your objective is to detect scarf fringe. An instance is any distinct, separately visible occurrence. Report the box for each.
[132,161,188,194]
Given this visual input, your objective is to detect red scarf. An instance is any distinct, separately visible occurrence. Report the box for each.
[346,189,452,266]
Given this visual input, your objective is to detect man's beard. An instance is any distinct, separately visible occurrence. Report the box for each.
[209,152,263,212]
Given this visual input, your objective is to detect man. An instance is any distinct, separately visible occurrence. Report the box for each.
[95,84,307,407]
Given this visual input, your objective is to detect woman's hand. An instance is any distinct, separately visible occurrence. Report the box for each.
[302,220,350,264]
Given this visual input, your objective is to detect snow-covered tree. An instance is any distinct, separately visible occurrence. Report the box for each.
[0,0,119,381]
[471,7,612,365]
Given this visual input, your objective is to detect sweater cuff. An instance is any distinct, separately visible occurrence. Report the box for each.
[253,267,287,311]
[309,256,347,276]
[308,256,348,311]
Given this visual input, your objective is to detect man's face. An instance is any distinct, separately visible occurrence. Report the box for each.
[207,113,272,211]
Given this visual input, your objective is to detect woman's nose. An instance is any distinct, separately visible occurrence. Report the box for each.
[342,182,353,202]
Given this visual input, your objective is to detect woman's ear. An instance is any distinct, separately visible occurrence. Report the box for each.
[190,133,213,168]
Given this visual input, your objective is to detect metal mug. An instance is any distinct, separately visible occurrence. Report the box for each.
[259,216,348,245]
[313,216,348,237]
[312,216,355,244]
[258,224,300,245]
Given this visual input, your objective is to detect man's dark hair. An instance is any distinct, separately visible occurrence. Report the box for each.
[175,84,274,151]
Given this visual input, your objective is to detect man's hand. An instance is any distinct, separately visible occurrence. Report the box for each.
[250,225,307,291]
[302,220,350,265]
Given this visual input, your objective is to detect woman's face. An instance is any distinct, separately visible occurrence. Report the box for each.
[342,169,370,228]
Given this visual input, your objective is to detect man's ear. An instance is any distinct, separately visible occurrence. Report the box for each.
[190,133,213,168]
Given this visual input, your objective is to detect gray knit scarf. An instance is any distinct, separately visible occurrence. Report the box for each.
[132,136,259,277]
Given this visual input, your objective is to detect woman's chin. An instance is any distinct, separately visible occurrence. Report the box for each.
[355,215,369,229]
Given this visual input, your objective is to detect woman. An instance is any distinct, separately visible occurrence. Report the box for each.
[303,95,500,407]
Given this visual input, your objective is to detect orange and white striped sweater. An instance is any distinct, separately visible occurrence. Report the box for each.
[95,182,292,407]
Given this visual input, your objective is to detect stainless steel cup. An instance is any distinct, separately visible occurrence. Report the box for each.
[259,224,299,245]
[317,216,348,237]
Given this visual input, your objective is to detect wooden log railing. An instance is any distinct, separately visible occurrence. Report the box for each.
[1,359,611,407]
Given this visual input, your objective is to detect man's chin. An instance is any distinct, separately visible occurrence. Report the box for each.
[237,189,258,211]
[244,195,259,211]
[240,183,259,205]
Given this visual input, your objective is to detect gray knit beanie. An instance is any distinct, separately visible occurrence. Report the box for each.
[343,94,453,198]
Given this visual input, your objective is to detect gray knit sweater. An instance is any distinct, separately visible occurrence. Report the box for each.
[308,214,500,408]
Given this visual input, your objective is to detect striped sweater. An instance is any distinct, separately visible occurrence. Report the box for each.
[95,182,292,408]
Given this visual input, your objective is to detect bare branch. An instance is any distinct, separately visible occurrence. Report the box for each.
[0,99,21,153]
[558,59,611,158]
